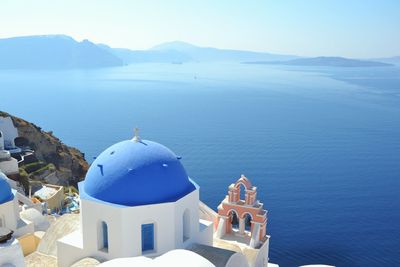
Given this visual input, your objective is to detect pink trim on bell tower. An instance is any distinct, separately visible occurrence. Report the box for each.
[215,175,268,247]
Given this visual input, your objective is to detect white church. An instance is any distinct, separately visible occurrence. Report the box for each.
[57,132,271,267]
[57,132,217,266]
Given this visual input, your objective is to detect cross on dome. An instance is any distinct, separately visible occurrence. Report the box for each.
[133,127,141,142]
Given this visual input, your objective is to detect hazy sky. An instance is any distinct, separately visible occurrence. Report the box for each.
[0,0,399,58]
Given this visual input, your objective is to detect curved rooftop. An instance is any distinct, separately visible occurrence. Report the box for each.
[98,250,215,267]
[82,137,196,206]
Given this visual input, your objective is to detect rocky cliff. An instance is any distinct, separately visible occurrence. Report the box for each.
[0,111,88,186]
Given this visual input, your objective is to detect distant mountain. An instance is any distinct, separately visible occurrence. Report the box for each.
[97,43,192,64]
[0,35,123,69]
[149,41,299,62]
[151,41,199,51]
[3,35,392,68]
[243,57,393,67]
[2,35,301,68]
[370,56,400,65]
[99,41,299,64]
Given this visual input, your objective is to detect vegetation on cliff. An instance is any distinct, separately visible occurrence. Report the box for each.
[0,111,88,187]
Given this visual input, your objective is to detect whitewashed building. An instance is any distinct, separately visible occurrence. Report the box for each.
[0,173,35,267]
[0,117,20,177]
[0,117,19,152]
[0,174,34,236]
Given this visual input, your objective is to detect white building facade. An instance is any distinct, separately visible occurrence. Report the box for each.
[0,117,19,150]
[0,173,34,267]
[0,117,20,176]
[0,175,34,237]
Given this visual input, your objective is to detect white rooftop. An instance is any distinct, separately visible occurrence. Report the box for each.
[34,185,58,200]
[98,249,215,267]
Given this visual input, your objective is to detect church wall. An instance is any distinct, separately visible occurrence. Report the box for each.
[252,237,269,267]
[79,197,181,259]
[80,198,124,260]
[174,188,201,248]
[68,188,205,264]
[225,252,250,267]
[120,200,176,257]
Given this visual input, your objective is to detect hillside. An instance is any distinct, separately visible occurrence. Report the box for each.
[0,35,123,69]
[0,111,88,186]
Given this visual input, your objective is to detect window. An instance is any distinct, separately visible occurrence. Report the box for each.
[230,210,239,230]
[183,209,190,242]
[239,183,246,201]
[99,221,108,252]
[141,223,154,252]
[244,213,252,231]
[0,216,3,228]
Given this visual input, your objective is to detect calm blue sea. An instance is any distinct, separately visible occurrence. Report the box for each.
[1,63,399,266]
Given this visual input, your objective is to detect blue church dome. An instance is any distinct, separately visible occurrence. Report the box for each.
[82,137,196,206]
[0,172,14,204]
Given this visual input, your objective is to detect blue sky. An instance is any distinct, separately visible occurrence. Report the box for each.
[0,0,399,58]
